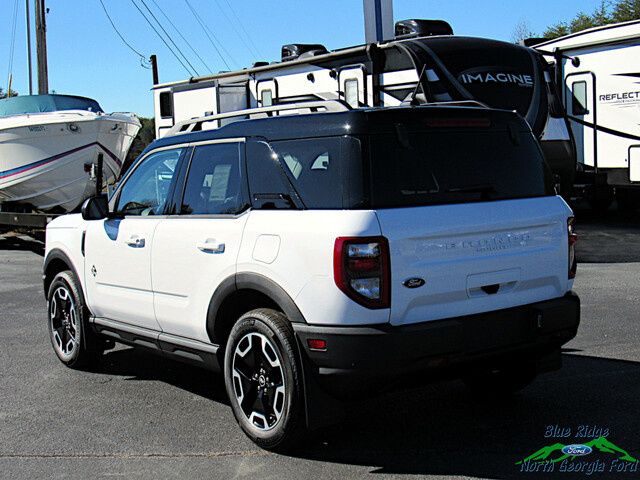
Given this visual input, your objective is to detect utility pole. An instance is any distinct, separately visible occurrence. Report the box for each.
[26,0,33,95]
[363,0,393,106]
[150,54,159,85]
[363,0,394,44]
[35,0,49,94]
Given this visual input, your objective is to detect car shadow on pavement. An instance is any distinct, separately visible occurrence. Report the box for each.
[98,346,230,406]
[0,234,45,256]
[290,353,640,478]
[93,347,640,478]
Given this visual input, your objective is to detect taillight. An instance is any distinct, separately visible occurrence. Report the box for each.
[334,236,390,309]
[568,217,578,279]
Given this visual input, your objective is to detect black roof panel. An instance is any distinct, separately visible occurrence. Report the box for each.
[148,105,529,153]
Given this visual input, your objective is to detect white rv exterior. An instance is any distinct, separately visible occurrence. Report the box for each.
[151,27,574,194]
[536,20,640,193]
[151,33,552,142]
[152,45,397,139]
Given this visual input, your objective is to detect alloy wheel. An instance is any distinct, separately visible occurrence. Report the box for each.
[49,286,78,360]
[231,332,286,431]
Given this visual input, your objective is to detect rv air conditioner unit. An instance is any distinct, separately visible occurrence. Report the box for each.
[281,44,328,62]
[522,37,547,47]
[394,19,454,39]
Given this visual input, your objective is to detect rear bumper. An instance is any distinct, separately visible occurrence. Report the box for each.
[293,292,580,394]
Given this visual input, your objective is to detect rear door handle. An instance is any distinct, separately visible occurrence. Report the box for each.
[125,235,145,248]
[197,239,225,254]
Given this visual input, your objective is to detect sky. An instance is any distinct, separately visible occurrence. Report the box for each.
[1,0,605,118]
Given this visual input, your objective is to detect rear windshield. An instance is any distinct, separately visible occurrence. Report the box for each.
[367,127,553,208]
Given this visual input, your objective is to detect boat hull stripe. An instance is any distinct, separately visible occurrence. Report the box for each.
[0,142,122,180]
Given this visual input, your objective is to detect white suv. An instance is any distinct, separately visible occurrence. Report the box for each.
[44,106,580,450]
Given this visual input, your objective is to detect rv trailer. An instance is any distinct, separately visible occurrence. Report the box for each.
[153,19,574,195]
[534,20,640,210]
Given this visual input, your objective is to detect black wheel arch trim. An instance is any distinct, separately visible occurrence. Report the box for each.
[43,248,83,299]
[206,272,307,343]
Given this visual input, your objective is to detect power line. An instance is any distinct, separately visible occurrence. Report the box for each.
[183,0,235,71]
[222,0,265,59]
[212,0,260,60]
[138,0,199,76]
[6,0,20,92]
[98,0,149,68]
[149,0,212,73]
[130,0,195,76]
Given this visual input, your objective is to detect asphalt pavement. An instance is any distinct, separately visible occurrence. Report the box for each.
[0,214,639,479]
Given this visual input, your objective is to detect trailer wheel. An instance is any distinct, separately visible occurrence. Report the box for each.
[616,188,640,212]
[587,186,614,213]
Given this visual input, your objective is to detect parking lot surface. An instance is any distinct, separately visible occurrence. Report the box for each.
[1,212,639,479]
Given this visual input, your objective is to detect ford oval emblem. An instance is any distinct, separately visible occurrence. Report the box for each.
[403,277,425,289]
[561,444,593,456]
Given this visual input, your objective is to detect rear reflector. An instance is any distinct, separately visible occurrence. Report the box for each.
[307,339,327,351]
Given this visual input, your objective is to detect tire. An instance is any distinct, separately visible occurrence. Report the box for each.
[587,186,614,213]
[463,362,537,396]
[224,308,305,451]
[47,270,103,369]
[616,188,640,213]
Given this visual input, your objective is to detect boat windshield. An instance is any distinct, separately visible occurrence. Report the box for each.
[0,94,104,116]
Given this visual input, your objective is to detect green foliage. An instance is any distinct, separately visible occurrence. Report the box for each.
[122,117,155,174]
[0,87,19,99]
[611,0,640,22]
[542,0,640,39]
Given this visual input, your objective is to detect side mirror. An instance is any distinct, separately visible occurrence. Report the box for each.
[81,195,109,220]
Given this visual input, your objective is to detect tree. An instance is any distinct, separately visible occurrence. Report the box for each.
[0,87,19,99]
[122,117,155,174]
[543,23,570,39]
[611,0,640,21]
[542,0,640,39]
[511,19,536,43]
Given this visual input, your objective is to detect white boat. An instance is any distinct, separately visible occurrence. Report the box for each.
[0,94,140,212]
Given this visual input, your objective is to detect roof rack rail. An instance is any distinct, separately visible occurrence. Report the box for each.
[165,100,351,137]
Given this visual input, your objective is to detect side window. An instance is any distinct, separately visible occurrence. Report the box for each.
[270,137,362,209]
[261,89,273,107]
[344,79,359,108]
[181,143,244,215]
[246,141,300,209]
[571,81,588,116]
[115,148,182,216]
[159,91,173,118]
